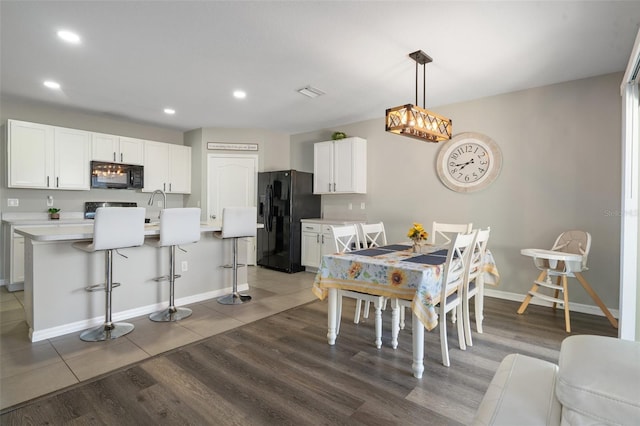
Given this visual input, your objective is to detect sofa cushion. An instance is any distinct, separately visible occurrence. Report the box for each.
[472,353,561,426]
[556,335,640,425]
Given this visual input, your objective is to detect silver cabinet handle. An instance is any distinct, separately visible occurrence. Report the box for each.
[333,183,336,192]
[120,153,123,162]
[47,176,50,187]
[56,177,59,188]
[316,234,319,243]
[163,183,166,191]
[210,214,216,219]
[113,152,116,162]
[169,183,172,192]
[328,183,331,192]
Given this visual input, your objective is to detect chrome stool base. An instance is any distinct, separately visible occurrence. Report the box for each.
[218,292,251,305]
[80,322,134,342]
[149,307,192,322]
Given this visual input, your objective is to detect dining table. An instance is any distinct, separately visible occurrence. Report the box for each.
[312,243,500,379]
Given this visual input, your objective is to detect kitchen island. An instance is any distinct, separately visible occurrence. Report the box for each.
[16,222,252,342]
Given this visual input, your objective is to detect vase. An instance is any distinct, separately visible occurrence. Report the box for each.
[412,242,420,253]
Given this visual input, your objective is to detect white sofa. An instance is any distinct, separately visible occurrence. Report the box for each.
[472,334,640,425]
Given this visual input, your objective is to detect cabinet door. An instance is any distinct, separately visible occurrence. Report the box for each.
[301,231,321,268]
[334,137,367,194]
[12,235,25,283]
[119,136,144,165]
[143,141,169,192]
[167,145,191,193]
[54,127,90,190]
[8,120,54,188]
[91,133,119,162]
[313,141,334,194]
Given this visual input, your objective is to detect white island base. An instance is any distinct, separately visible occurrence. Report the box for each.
[20,226,249,342]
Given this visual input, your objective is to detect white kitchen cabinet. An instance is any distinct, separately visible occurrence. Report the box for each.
[313,137,367,194]
[143,141,191,194]
[301,221,360,270]
[301,222,335,269]
[91,133,144,165]
[12,234,25,285]
[8,120,90,190]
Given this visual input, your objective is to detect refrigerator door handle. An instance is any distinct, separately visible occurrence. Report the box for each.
[265,184,272,232]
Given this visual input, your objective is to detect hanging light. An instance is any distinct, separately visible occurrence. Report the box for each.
[385,50,452,143]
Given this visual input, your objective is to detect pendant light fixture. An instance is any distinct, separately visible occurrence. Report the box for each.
[385,50,452,143]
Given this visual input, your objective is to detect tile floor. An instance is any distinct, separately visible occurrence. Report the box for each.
[0,267,317,411]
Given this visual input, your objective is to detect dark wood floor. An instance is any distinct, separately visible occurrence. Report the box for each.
[1,297,617,425]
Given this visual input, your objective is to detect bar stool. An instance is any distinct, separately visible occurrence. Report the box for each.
[214,206,257,305]
[146,207,201,322]
[73,207,145,341]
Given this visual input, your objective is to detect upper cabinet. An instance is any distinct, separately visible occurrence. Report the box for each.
[8,120,90,190]
[313,137,367,194]
[143,141,191,194]
[91,133,144,165]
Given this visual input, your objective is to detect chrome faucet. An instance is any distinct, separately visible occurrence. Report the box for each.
[148,189,167,219]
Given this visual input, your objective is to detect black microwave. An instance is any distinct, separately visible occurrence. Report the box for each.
[90,161,144,189]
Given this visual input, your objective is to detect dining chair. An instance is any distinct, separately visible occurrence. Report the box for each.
[359,222,387,248]
[429,221,473,245]
[330,224,386,348]
[517,230,618,332]
[462,227,491,346]
[357,222,388,321]
[397,230,477,367]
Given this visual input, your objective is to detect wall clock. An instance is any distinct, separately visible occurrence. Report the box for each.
[436,132,502,193]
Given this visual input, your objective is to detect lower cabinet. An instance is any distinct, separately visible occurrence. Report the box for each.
[301,223,334,269]
[301,221,361,270]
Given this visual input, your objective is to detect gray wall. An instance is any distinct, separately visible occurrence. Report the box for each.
[291,72,623,311]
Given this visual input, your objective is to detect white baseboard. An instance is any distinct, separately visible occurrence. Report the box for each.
[29,283,249,342]
[484,288,620,319]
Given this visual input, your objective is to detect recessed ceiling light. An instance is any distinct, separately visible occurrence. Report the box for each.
[233,90,247,99]
[164,108,176,115]
[57,30,81,44]
[43,80,61,90]
[297,85,325,98]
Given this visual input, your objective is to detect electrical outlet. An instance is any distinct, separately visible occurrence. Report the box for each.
[348,203,353,210]
[360,202,366,210]
[181,261,188,272]
[8,199,19,207]
[47,196,54,207]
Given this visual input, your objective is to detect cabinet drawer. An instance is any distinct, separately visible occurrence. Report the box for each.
[302,223,321,233]
[322,224,334,234]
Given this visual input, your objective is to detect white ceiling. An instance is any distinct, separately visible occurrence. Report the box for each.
[2,1,639,135]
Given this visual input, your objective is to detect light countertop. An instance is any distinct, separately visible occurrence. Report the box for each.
[300,218,363,225]
[15,222,222,242]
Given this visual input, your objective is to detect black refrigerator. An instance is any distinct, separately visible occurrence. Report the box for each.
[257,170,321,273]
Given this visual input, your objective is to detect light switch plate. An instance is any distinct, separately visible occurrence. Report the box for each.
[8,199,19,207]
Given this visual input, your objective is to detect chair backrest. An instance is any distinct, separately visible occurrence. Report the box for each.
[430,221,473,245]
[440,230,477,308]
[160,208,201,246]
[551,230,591,271]
[93,207,145,251]
[221,206,257,238]
[359,222,387,248]
[468,227,491,280]
[330,224,361,253]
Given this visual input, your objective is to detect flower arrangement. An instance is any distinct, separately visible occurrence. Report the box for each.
[407,222,428,248]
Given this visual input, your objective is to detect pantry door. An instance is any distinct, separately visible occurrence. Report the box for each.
[207,154,258,264]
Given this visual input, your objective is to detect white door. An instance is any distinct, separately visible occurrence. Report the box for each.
[207,154,258,264]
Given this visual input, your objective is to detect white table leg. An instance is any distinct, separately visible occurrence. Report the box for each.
[374,299,382,349]
[390,298,399,349]
[327,288,337,345]
[412,311,424,379]
[477,275,484,334]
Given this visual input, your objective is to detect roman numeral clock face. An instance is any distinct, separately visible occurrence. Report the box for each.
[436,132,502,193]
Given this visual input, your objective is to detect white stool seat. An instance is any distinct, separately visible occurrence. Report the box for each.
[214,206,257,305]
[146,208,201,322]
[72,207,145,342]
